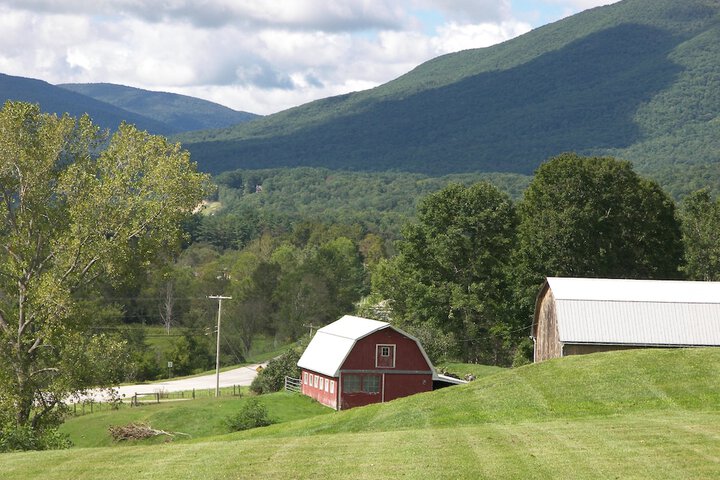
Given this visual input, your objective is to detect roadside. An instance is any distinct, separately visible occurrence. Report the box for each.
[80,363,266,403]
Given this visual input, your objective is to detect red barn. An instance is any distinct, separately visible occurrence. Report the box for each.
[297,315,461,410]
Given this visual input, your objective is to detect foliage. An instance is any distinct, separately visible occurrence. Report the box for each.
[679,189,720,280]
[515,153,684,318]
[205,167,529,244]
[250,349,301,395]
[0,422,71,452]
[167,333,213,377]
[0,101,209,438]
[223,398,274,432]
[373,182,518,364]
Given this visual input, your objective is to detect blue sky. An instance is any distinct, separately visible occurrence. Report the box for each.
[0,0,621,114]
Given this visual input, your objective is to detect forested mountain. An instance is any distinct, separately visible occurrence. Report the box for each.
[177,0,720,194]
[0,73,173,134]
[59,83,258,133]
[0,73,259,135]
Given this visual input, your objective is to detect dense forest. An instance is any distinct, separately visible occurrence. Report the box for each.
[102,154,720,377]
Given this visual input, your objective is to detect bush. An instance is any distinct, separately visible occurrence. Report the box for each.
[224,398,273,432]
[250,348,301,395]
[0,424,72,452]
[512,337,534,367]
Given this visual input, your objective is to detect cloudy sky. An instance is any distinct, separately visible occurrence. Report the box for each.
[0,0,620,115]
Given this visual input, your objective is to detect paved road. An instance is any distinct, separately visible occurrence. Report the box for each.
[81,363,265,402]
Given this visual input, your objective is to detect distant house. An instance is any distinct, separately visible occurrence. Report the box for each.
[532,277,720,362]
[297,315,463,410]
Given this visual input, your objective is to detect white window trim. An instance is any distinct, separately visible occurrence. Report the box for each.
[303,372,308,384]
[375,343,396,368]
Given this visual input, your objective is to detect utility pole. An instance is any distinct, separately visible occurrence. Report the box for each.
[303,323,320,337]
[209,295,232,397]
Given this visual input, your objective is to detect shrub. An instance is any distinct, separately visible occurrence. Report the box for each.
[512,337,534,367]
[0,424,72,452]
[224,398,274,432]
[250,348,301,395]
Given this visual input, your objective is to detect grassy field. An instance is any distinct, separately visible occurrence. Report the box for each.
[60,392,331,448]
[435,362,506,380]
[4,348,720,479]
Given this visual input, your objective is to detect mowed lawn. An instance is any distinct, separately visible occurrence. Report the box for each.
[59,392,332,448]
[4,348,720,479]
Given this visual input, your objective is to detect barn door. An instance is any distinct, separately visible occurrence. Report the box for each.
[376,344,395,368]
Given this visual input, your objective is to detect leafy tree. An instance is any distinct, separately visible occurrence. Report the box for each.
[167,332,213,376]
[679,189,720,280]
[515,152,683,316]
[373,182,518,363]
[249,348,301,395]
[0,101,209,438]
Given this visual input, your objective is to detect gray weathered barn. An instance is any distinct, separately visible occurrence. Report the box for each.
[532,277,720,362]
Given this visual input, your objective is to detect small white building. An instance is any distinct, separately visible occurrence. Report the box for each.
[532,277,720,362]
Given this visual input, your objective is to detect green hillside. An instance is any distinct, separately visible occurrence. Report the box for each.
[4,348,720,479]
[177,0,720,188]
[0,73,173,134]
[58,83,259,133]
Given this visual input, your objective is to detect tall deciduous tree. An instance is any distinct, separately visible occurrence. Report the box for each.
[679,189,720,281]
[0,101,209,436]
[515,152,683,317]
[373,182,518,364]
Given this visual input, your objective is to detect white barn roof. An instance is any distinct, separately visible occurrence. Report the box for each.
[543,277,720,346]
[297,315,440,379]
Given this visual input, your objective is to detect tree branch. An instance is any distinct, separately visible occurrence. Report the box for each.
[30,367,59,378]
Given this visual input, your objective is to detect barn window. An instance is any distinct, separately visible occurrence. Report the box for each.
[324,379,329,392]
[319,377,324,390]
[309,373,314,386]
[363,375,380,394]
[376,344,396,368]
[343,374,361,393]
[330,380,335,394]
[314,375,319,388]
[303,372,308,384]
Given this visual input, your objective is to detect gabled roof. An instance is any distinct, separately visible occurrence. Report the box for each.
[297,315,438,378]
[536,277,720,346]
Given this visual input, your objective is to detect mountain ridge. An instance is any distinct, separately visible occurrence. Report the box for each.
[0,73,259,135]
[58,82,258,133]
[175,0,720,185]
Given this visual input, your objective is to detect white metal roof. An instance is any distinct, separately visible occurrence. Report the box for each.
[297,315,438,378]
[546,277,720,304]
[543,277,720,346]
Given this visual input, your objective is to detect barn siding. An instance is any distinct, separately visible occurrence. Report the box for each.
[383,373,432,402]
[563,344,661,356]
[341,329,431,371]
[534,288,562,362]
[301,370,338,409]
[337,328,432,409]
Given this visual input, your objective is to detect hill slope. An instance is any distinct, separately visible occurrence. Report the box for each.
[58,83,259,133]
[0,73,173,134]
[3,348,720,479]
[178,0,720,184]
